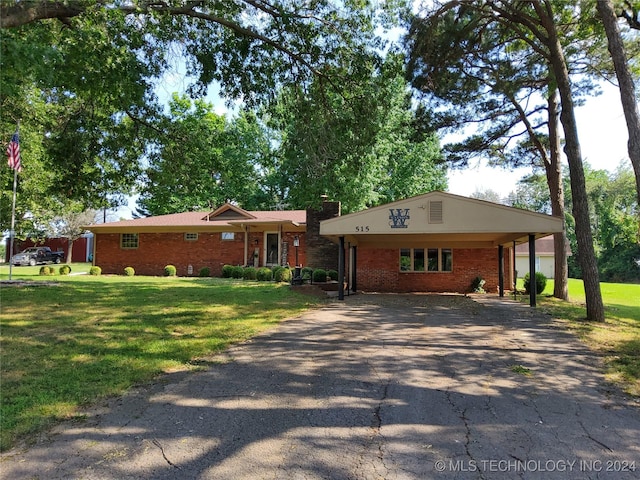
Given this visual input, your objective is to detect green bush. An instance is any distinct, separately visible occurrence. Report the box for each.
[89,266,102,276]
[471,276,486,293]
[243,266,257,280]
[199,266,211,277]
[164,265,177,276]
[124,267,135,277]
[312,268,327,283]
[523,272,547,294]
[231,265,244,279]
[274,267,292,283]
[271,265,284,280]
[59,265,72,275]
[221,264,234,278]
[256,267,272,281]
[39,266,55,276]
[301,267,313,282]
[327,269,338,281]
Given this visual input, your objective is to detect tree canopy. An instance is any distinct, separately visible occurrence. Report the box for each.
[1,0,385,230]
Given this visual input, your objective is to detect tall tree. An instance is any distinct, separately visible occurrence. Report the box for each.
[267,54,447,212]
[137,96,271,215]
[1,0,383,227]
[596,0,640,209]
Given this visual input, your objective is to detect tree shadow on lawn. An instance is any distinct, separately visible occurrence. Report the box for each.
[2,294,639,479]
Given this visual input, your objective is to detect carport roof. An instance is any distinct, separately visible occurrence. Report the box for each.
[319,191,564,248]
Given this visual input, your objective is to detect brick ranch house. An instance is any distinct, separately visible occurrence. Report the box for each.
[87,192,563,303]
[86,202,339,277]
[320,191,564,303]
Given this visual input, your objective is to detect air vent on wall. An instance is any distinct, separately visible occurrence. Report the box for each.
[429,200,443,223]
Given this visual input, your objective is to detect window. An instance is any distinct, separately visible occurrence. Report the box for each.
[400,248,426,272]
[221,232,235,240]
[184,233,198,241]
[121,233,139,249]
[401,247,452,272]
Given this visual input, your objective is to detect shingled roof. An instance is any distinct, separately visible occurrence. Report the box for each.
[87,203,306,233]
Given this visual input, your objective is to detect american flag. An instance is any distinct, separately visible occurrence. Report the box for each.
[7,132,21,172]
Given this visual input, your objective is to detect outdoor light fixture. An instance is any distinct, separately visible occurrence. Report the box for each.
[293,236,300,267]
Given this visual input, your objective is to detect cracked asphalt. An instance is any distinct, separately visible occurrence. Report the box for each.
[1,293,639,479]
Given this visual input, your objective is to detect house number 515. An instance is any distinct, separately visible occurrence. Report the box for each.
[355,226,370,232]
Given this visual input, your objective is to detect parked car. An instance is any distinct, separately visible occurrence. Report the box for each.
[11,247,64,266]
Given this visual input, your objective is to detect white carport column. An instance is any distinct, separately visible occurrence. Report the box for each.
[338,236,345,300]
[529,234,537,307]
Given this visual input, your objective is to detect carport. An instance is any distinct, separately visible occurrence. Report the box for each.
[319,192,565,307]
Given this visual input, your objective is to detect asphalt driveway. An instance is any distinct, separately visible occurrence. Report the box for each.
[1,293,638,479]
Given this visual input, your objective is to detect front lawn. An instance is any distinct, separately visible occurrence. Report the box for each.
[518,278,640,397]
[0,273,321,451]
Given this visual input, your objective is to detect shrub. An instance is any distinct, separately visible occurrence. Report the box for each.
[471,276,486,293]
[312,268,327,283]
[243,266,257,280]
[164,265,177,276]
[301,267,313,282]
[124,267,135,277]
[221,264,234,278]
[232,265,244,279]
[274,267,292,283]
[271,265,284,280]
[59,265,72,275]
[523,272,547,294]
[327,269,338,281]
[89,266,102,276]
[256,267,272,281]
[39,266,55,276]
[199,266,211,277]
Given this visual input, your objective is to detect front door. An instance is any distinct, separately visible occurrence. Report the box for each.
[265,233,279,266]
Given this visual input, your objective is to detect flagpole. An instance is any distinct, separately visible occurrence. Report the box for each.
[7,120,20,281]
[9,166,17,281]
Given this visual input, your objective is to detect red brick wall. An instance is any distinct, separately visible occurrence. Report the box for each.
[94,231,306,277]
[356,247,513,293]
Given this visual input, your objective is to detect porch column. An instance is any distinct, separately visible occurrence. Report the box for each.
[338,236,345,300]
[529,234,537,307]
[498,245,504,297]
[243,225,248,266]
[351,245,357,293]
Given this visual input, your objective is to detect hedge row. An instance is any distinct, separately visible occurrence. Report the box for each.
[220,265,292,283]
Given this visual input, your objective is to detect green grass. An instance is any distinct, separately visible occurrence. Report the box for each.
[516,278,640,397]
[0,268,321,451]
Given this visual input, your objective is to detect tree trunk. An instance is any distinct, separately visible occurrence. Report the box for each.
[536,2,604,321]
[597,0,640,210]
[66,238,74,265]
[546,90,569,300]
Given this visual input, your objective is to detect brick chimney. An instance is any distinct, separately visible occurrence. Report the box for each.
[305,196,341,271]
